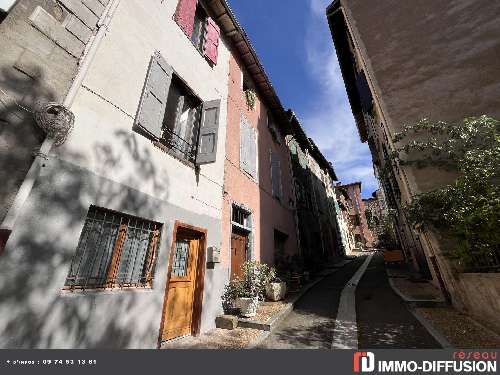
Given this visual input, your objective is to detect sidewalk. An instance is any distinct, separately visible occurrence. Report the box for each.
[386,264,445,305]
[387,263,500,348]
[161,258,353,349]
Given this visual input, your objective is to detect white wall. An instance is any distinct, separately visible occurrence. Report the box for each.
[59,0,230,218]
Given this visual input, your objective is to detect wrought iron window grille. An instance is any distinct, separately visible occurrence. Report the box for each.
[64,206,162,291]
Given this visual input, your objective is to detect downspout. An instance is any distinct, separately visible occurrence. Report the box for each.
[0,0,121,240]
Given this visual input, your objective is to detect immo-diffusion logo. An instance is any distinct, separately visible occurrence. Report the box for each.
[352,351,497,374]
[353,352,375,373]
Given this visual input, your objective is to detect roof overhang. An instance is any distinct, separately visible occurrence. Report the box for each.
[288,110,338,181]
[326,0,368,143]
[205,0,290,133]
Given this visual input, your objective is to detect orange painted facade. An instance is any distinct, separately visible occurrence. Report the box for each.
[221,52,298,269]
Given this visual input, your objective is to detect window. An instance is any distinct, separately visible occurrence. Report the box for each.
[0,0,15,23]
[174,0,220,64]
[191,3,207,52]
[232,205,251,230]
[65,206,162,290]
[267,111,281,145]
[355,234,363,244]
[270,151,283,201]
[240,114,257,178]
[161,76,202,163]
[135,52,221,165]
[351,214,361,226]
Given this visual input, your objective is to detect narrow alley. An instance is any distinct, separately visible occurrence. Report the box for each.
[258,253,440,349]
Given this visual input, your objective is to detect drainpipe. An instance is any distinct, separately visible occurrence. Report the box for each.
[0,0,121,245]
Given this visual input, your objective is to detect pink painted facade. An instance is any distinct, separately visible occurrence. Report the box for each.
[221,53,298,269]
[339,182,374,249]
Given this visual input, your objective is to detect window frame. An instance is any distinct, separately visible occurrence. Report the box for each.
[157,74,203,164]
[63,206,162,292]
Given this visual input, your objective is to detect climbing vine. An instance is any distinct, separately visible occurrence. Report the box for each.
[392,116,500,271]
[244,88,257,110]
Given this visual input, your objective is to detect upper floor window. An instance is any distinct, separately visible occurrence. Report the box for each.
[64,206,162,291]
[0,0,15,23]
[134,52,221,165]
[270,151,283,201]
[174,0,220,65]
[240,114,257,178]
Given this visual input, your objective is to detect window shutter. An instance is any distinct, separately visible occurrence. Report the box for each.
[240,115,249,172]
[248,128,257,178]
[135,51,173,139]
[271,152,282,200]
[174,0,197,37]
[196,99,221,165]
[204,17,220,65]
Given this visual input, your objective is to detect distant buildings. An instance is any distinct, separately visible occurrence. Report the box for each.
[337,182,374,250]
[327,0,500,331]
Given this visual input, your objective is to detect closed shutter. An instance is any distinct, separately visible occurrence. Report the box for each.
[248,128,257,178]
[240,115,250,172]
[196,99,221,165]
[135,51,173,139]
[240,115,257,178]
[271,152,282,200]
[174,0,197,37]
[204,17,220,65]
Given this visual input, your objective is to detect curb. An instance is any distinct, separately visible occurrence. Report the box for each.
[387,276,448,308]
[409,307,453,349]
[246,259,354,349]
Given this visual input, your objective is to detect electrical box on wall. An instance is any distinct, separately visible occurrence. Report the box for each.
[207,246,221,263]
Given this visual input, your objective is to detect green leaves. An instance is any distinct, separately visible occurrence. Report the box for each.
[395,116,500,271]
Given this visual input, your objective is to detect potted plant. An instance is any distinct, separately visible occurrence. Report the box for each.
[265,271,287,302]
[235,261,262,317]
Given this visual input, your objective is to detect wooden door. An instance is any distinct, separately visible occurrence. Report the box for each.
[230,232,247,280]
[162,235,200,341]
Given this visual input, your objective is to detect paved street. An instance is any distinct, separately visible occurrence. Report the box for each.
[357,253,440,349]
[257,253,441,349]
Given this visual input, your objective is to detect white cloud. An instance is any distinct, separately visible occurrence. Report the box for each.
[298,0,378,197]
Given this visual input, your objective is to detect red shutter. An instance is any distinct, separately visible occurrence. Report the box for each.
[204,17,220,65]
[174,0,197,37]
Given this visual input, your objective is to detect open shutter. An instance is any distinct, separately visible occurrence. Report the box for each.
[204,17,220,65]
[174,0,197,37]
[135,51,173,139]
[196,99,220,165]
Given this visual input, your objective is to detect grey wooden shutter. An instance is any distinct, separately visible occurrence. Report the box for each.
[196,99,221,165]
[271,151,282,199]
[240,115,249,172]
[248,128,257,178]
[135,51,173,139]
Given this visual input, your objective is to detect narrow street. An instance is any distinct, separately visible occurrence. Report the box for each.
[257,253,441,349]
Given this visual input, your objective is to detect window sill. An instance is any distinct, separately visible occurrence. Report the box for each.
[152,140,196,169]
[61,284,153,295]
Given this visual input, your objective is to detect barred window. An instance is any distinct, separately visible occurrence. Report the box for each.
[65,206,161,290]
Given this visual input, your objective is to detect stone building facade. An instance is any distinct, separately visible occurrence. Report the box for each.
[327,0,500,331]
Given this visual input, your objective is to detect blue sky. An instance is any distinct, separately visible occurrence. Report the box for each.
[230,0,378,197]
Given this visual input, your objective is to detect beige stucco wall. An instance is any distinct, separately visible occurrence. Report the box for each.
[456,273,500,334]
